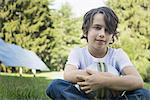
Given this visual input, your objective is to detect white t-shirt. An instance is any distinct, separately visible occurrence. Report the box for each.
[66,47,133,75]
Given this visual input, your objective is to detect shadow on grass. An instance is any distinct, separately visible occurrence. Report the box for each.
[0,74,52,100]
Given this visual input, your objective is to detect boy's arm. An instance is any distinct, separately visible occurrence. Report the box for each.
[77,66,144,93]
[106,66,144,91]
[64,64,114,83]
[64,64,89,83]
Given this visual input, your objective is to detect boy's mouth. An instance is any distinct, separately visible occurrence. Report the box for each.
[96,40,106,44]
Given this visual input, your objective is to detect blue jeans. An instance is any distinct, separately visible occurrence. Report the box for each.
[46,79,150,100]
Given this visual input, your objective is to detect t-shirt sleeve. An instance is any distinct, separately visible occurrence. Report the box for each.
[115,49,134,73]
[66,48,80,69]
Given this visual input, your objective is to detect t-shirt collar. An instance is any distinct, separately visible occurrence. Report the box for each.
[86,47,109,63]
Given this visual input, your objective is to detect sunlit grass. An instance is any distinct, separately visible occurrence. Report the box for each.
[0,73,51,100]
[144,82,150,89]
[0,72,149,99]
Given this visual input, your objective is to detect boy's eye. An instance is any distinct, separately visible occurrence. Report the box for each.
[93,26,102,30]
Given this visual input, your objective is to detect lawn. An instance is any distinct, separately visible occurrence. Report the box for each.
[144,82,150,89]
[0,72,149,100]
[0,72,52,100]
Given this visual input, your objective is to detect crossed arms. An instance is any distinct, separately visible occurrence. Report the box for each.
[64,64,144,94]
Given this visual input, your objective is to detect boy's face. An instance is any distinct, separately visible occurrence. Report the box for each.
[87,13,113,50]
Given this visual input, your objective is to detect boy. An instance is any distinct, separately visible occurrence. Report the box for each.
[46,7,150,100]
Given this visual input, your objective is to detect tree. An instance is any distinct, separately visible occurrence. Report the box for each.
[107,0,150,81]
[50,3,82,70]
[0,0,54,71]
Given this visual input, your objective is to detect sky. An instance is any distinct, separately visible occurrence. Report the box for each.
[51,0,107,17]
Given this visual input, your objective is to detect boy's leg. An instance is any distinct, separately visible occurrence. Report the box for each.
[46,79,93,100]
[46,79,66,99]
[119,88,150,100]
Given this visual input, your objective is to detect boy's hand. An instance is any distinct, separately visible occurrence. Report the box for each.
[77,69,113,94]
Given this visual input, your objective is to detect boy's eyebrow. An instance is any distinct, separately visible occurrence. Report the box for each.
[92,24,105,27]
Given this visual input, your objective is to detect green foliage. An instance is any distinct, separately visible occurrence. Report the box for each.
[107,0,150,81]
[50,3,82,70]
[0,0,83,71]
[0,0,54,70]
[0,74,51,99]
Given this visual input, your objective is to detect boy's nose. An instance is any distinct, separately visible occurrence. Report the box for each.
[98,29,105,37]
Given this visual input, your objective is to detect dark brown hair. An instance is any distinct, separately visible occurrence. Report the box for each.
[81,7,119,43]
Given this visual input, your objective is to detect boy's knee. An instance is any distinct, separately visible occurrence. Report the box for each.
[135,88,149,94]
[46,79,62,96]
[133,88,150,99]
[46,79,70,97]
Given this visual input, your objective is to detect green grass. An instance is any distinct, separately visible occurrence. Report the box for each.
[0,72,149,100]
[144,82,150,89]
[0,73,51,100]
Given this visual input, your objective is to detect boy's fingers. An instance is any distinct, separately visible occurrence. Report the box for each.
[77,81,88,86]
[80,86,90,91]
[85,89,93,94]
[76,75,86,80]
